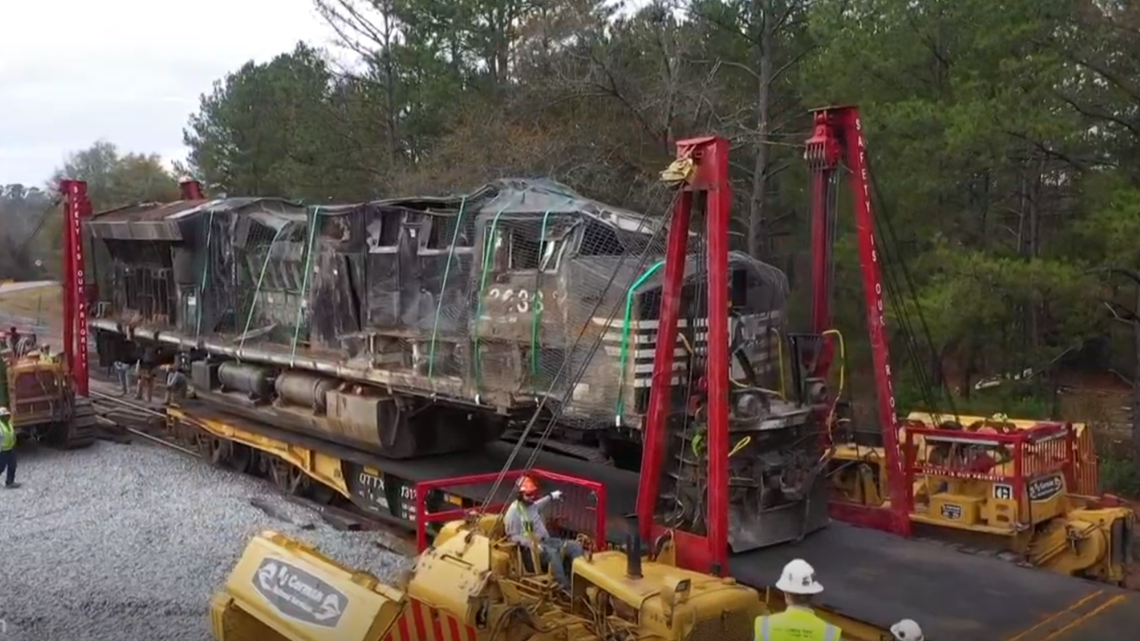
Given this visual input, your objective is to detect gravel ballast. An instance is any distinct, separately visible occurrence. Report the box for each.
[0,440,412,641]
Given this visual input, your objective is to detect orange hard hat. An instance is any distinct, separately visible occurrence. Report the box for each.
[517,475,539,495]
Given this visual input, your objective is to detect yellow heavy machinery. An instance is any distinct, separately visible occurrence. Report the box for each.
[828,413,1133,583]
[208,112,1140,641]
[1,334,97,449]
[0,181,99,449]
[211,473,767,641]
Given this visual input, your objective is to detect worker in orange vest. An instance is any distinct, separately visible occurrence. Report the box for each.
[504,475,582,590]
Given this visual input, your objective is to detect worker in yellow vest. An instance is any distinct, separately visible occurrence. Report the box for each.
[0,406,21,489]
[754,559,841,641]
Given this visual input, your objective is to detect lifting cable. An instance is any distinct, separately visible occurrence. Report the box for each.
[10,197,64,268]
[237,224,290,359]
[195,210,218,342]
[529,209,552,382]
[863,153,960,422]
[514,188,678,477]
[479,184,681,520]
[290,207,323,365]
[614,259,666,422]
[426,197,467,380]
[471,203,512,396]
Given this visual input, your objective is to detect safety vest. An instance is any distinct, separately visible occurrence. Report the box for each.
[755,607,841,641]
[516,500,535,536]
[0,417,15,451]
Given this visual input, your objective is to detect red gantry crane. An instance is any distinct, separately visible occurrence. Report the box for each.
[632,106,1139,640]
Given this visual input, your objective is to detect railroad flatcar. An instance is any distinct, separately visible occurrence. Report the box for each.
[87,179,803,467]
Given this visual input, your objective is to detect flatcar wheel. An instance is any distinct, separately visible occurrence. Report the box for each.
[303,476,332,506]
[209,438,229,466]
[194,433,213,459]
[287,467,310,496]
[268,458,293,492]
[307,481,336,505]
[229,444,253,474]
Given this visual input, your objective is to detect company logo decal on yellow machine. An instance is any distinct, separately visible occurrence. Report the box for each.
[252,556,347,627]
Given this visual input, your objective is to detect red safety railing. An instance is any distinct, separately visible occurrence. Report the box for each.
[902,421,1074,516]
[415,469,607,552]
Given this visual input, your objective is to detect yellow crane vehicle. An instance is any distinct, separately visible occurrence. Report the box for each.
[0,181,99,449]
[204,113,1139,641]
[1,344,97,449]
[828,412,1132,583]
[210,472,767,641]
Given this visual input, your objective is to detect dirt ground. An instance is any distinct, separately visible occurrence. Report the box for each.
[0,280,62,328]
[0,281,62,318]
[0,282,64,347]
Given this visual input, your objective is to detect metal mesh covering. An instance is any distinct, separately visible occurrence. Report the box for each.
[86,181,790,440]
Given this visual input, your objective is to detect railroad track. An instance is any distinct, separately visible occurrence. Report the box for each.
[85,389,418,555]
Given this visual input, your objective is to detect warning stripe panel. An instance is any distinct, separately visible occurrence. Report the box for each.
[383,599,478,641]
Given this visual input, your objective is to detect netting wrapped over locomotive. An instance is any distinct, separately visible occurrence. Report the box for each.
[87,180,791,460]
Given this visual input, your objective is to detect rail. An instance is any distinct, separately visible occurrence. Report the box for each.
[415,469,607,551]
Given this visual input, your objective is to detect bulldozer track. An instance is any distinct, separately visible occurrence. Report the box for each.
[86,390,416,553]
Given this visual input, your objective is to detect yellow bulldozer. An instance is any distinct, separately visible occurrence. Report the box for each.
[210,472,765,641]
[1,330,97,449]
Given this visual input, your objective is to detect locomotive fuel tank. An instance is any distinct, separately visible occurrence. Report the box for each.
[217,362,275,399]
[274,372,338,413]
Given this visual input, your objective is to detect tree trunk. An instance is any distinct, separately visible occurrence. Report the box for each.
[747,2,774,259]
[1131,281,1140,468]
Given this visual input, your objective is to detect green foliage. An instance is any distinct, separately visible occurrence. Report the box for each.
[0,184,57,280]
[52,140,180,211]
[902,249,1103,370]
[1100,455,1140,497]
[183,42,383,201]
[898,382,1056,421]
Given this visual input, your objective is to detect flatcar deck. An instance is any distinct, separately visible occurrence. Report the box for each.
[172,401,1138,641]
[729,523,1139,641]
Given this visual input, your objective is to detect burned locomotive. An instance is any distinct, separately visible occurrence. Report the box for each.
[87,179,813,480]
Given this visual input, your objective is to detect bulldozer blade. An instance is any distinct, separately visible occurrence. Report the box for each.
[211,530,407,641]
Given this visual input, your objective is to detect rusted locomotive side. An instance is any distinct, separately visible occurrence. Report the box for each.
[87,180,792,464]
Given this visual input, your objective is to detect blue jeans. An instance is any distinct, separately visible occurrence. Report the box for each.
[0,449,16,486]
[114,362,132,394]
[538,538,584,589]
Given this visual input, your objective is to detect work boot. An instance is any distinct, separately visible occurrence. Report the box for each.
[4,482,21,489]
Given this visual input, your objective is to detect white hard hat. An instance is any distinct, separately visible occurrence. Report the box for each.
[891,619,923,641]
[775,558,823,595]
[0,407,9,416]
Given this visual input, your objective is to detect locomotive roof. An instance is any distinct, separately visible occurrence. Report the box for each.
[90,197,305,222]
[87,197,308,241]
[85,180,660,241]
[319,178,663,236]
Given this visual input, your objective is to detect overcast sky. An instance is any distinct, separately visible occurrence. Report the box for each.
[0,0,339,187]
